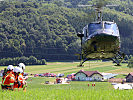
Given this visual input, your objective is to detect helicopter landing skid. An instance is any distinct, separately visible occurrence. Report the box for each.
[111,51,125,66]
[77,64,84,67]
[77,58,89,67]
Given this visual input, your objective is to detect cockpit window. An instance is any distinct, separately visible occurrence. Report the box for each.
[104,23,118,34]
[88,22,118,35]
[88,23,102,35]
[104,23,112,29]
[104,23,117,30]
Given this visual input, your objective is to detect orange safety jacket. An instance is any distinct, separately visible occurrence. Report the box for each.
[2,71,14,84]
[2,73,15,86]
[18,74,23,88]
[14,73,19,88]
[14,73,23,88]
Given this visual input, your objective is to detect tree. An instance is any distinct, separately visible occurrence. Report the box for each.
[28,56,37,65]
[127,57,133,68]
[41,59,47,65]
[0,1,133,61]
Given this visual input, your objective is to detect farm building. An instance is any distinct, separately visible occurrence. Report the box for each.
[74,70,103,81]
[126,72,133,82]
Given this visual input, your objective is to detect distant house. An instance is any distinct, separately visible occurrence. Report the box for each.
[74,70,103,81]
[0,70,4,76]
[126,72,133,82]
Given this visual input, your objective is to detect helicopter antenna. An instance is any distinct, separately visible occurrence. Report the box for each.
[78,2,118,22]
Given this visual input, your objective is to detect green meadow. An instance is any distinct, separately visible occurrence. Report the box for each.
[0,61,133,100]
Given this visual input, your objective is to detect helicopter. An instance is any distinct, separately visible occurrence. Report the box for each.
[77,1,125,67]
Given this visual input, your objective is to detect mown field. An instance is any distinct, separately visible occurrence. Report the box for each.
[0,61,133,100]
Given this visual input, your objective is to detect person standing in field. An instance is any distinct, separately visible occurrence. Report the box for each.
[2,65,14,83]
[18,63,25,74]
[13,67,24,91]
[18,63,27,91]
[1,65,15,90]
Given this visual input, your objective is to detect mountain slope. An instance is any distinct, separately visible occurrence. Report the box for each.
[0,0,133,60]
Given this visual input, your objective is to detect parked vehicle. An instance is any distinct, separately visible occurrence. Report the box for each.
[34,74,39,77]
[23,73,28,76]
[34,73,56,77]
[44,73,51,77]
[56,78,62,84]
[39,74,44,77]
[50,73,56,77]
[57,73,64,77]
[67,73,75,81]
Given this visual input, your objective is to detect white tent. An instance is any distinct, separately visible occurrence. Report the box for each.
[114,84,132,90]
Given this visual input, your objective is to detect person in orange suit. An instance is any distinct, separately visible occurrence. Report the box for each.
[2,65,14,85]
[18,63,25,76]
[18,63,27,91]
[1,65,15,90]
[13,67,26,91]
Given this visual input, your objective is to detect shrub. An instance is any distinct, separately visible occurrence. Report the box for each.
[127,57,133,68]
[0,56,46,65]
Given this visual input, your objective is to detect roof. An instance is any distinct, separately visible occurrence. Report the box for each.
[126,72,133,78]
[74,70,103,77]
[129,72,133,76]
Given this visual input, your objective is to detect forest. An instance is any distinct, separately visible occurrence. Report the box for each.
[0,0,133,63]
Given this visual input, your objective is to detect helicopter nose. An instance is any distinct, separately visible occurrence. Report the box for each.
[89,30,114,38]
[89,32,109,39]
[97,29,114,35]
[98,32,112,36]
[88,31,118,42]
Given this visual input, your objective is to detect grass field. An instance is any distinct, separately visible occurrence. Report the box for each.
[0,61,133,100]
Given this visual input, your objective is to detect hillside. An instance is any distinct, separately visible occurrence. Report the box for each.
[0,0,133,61]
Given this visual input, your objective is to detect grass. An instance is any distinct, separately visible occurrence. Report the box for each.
[0,61,128,75]
[114,74,127,78]
[0,78,133,100]
[24,62,128,75]
[0,61,133,100]
[28,62,128,77]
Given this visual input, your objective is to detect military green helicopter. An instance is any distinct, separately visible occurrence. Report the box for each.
[77,0,125,67]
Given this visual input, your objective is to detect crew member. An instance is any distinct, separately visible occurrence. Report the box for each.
[18,63,27,91]
[18,63,25,75]
[2,65,14,83]
[1,65,15,90]
[13,67,26,91]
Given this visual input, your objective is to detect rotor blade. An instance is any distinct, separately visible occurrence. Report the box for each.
[78,4,118,8]
[106,5,118,7]
[78,5,93,7]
